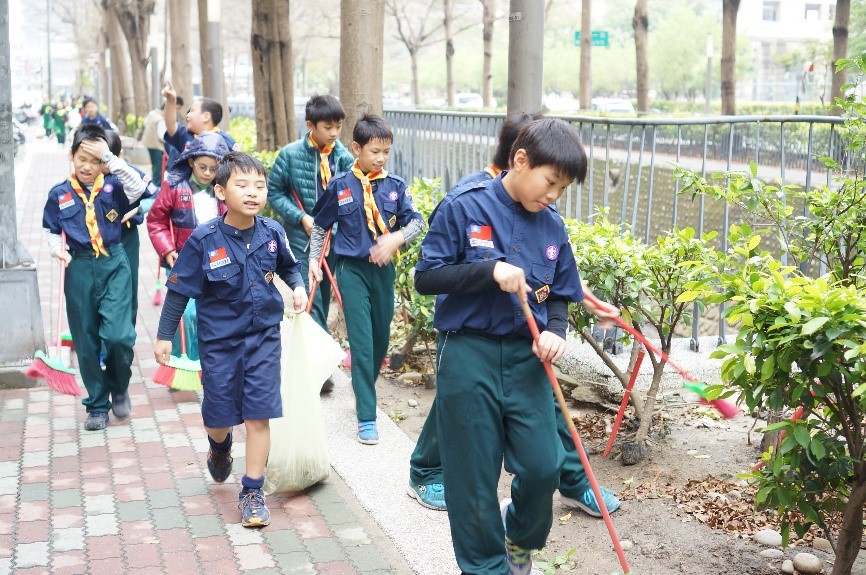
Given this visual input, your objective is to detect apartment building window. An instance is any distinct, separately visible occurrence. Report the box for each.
[763,1,779,21]
[805,4,820,20]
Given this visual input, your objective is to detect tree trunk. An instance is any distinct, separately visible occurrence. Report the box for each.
[169,0,194,107]
[579,0,591,110]
[480,0,495,108]
[720,0,740,115]
[633,0,649,113]
[634,364,663,443]
[198,0,210,97]
[444,0,455,107]
[339,0,385,147]
[110,1,156,117]
[105,6,133,121]
[251,0,294,151]
[410,48,420,106]
[829,0,851,116]
[831,473,865,575]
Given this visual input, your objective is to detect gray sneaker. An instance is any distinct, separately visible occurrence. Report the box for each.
[111,392,132,419]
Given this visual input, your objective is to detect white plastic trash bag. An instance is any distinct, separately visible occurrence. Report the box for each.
[264,312,345,494]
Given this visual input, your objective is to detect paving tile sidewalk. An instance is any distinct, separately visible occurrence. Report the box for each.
[2,139,416,575]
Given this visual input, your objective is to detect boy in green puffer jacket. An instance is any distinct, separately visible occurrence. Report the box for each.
[267,95,354,393]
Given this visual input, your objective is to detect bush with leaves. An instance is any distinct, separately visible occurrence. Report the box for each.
[676,53,866,575]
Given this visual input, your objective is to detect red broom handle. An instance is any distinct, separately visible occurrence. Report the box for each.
[518,296,632,575]
[178,315,187,356]
[56,231,68,354]
[603,349,645,458]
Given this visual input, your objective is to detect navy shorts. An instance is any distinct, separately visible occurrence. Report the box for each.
[199,324,282,428]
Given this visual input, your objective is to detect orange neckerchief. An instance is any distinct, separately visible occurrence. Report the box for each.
[351,159,389,238]
[483,163,503,179]
[69,172,108,257]
[309,133,335,190]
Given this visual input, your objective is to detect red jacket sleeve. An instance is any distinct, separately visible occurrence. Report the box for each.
[146,180,177,261]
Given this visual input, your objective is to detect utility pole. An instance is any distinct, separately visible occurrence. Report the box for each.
[704,34,713,115]
[506,0,543,114]
[206,0,226,128]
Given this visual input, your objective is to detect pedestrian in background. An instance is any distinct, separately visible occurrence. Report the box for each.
[80,98,113,130]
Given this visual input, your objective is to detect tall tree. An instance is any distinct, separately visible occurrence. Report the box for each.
[103,4,133,120]
[720,0,740,115]
[340,0,385,143]
[108,0,156,116]
[830,0,851,115]
[198,0,210,97]
[251,0,294,150]
[386,0,445,106]
[51,0,101,95]
[633,0,648,112]
[169,0,194,107]
[444,0,455,106]
[479,0,496,108]
[579,0,591,110]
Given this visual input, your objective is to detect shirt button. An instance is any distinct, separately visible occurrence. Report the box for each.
[512,245,520,253]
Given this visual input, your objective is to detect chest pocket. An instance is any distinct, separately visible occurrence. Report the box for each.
[382,201,398,230]
[337,200,362,238]
[531,263,555,287]
[57,202,83,223]
[206,263,242,301]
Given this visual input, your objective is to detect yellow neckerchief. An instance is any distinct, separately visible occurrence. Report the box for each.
[483,163,503,179]
[308,133,335,190]
[69,172,109,257]
[351,159,389,238]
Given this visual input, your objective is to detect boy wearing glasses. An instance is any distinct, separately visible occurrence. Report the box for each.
[147,132,230,362]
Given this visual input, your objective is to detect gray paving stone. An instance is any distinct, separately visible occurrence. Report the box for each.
[84,494,115,516]
[152,505,187,530]
[52,527,85,552]
[346,544,394,572]
[18,482,49,502]
[273,552,316,575]
[316,501,358,526]
[175,477,210,497]
[264,529,305,553]
[14,541,50,567]
[116,500,150,522]
[148,488,180,509]
[303,536,347,563]
[187,515,225,538]
[50,488,81,509]
[243,569,282,575]
[334,525,372,545]
[308,483,343,505]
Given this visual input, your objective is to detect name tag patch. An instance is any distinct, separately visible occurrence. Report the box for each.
[338,188,353,206]
[59,192,75,210]
[468,224,494,248]
[208,246,231,269]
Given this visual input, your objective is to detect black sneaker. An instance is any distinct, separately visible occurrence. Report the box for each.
[84,411,109,431]
[207,433,233,483]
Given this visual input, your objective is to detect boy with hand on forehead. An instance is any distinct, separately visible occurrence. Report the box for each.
[154,152,308,528]
[42,124,154,430]
[414,118,619,575]
[309,114,425,445]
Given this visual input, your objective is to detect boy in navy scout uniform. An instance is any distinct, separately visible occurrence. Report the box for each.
[153,152,307,528]
[408,112,622,519]
[268,95,355,393]
[414,118,619,575]
[309,114,425,445]
[42,124,155,431]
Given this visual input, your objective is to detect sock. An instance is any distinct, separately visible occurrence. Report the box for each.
[241,474,264,493]
[208,432,232,452]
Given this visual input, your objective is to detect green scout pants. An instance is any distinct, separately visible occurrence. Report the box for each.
[65,246,136,414]
[336,257,394,422]
[120,224,140,327]
[435,331,565,575]
[147,148,164,185]
[410,393,590,495]
[297,242,335,333]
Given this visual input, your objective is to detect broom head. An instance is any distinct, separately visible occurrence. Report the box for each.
[152,363,177,387]
[684,381,739,419]
[60,331,74,348]
[25,350,81,396]
[169,354,201,391]
[152,287,163,306]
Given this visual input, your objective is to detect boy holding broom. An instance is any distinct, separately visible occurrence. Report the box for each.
[154,152,307,528]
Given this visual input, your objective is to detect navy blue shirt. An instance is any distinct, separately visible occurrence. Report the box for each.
[166,215,303,342]
[165,126,238,155]
[455,169,493,187]
[43,175,133,252]
[80,114,113,130]
[416,174,584,337]
[312,171,423,260]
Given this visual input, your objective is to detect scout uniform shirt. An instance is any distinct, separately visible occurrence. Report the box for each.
[312,171,422,258]
[416,174,585,337]
[166,215,303,342]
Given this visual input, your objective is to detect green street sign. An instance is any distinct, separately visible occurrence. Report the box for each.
[574,30,609,48]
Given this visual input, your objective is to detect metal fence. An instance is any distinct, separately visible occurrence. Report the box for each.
[384,109,851,347]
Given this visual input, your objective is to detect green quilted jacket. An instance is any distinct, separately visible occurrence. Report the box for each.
[267,133,355,253]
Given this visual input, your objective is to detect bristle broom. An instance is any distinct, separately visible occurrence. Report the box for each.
[169,321,201,391]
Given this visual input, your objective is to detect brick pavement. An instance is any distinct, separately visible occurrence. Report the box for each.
[2,138,417,575]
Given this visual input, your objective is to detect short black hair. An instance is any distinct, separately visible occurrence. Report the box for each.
[176,95,185,108]
[305,95,346,124]
[71,124,107,153]
[103,129,122,156]
[353,114,392,148]
[214,151,266,188]
[509,118,587,183]
[493,112,543,170]
[82,97,97,108]
[199,97,223,125]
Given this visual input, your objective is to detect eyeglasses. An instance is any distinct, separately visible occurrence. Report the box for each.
[194,163,218,175]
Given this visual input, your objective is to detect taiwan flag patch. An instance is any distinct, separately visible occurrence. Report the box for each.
[338,188,353,206]
[58,192,75,210]
[208,247,231,269]
[468,224,494,248]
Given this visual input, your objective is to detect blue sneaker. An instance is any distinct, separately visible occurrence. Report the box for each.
[560,487,621,518]
[84,411,109,431]
[238,488,270,527]
[111,392,131,419]
[358,421,379,445]
[407,482,446,510]
[500,498,532,575]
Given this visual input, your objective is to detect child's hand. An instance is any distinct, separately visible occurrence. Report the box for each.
[161,80,176,102]
[493,261,532,299]
[301,215,314,236]
[308,259,322,286]
[154,340,173,366]
[534,330,566,363]
[165,251,178,268]
[291,286,308,313]
[79,139,110,161]
[580,287,620,330]
[52,250,71,266]
[369,232,403,266]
